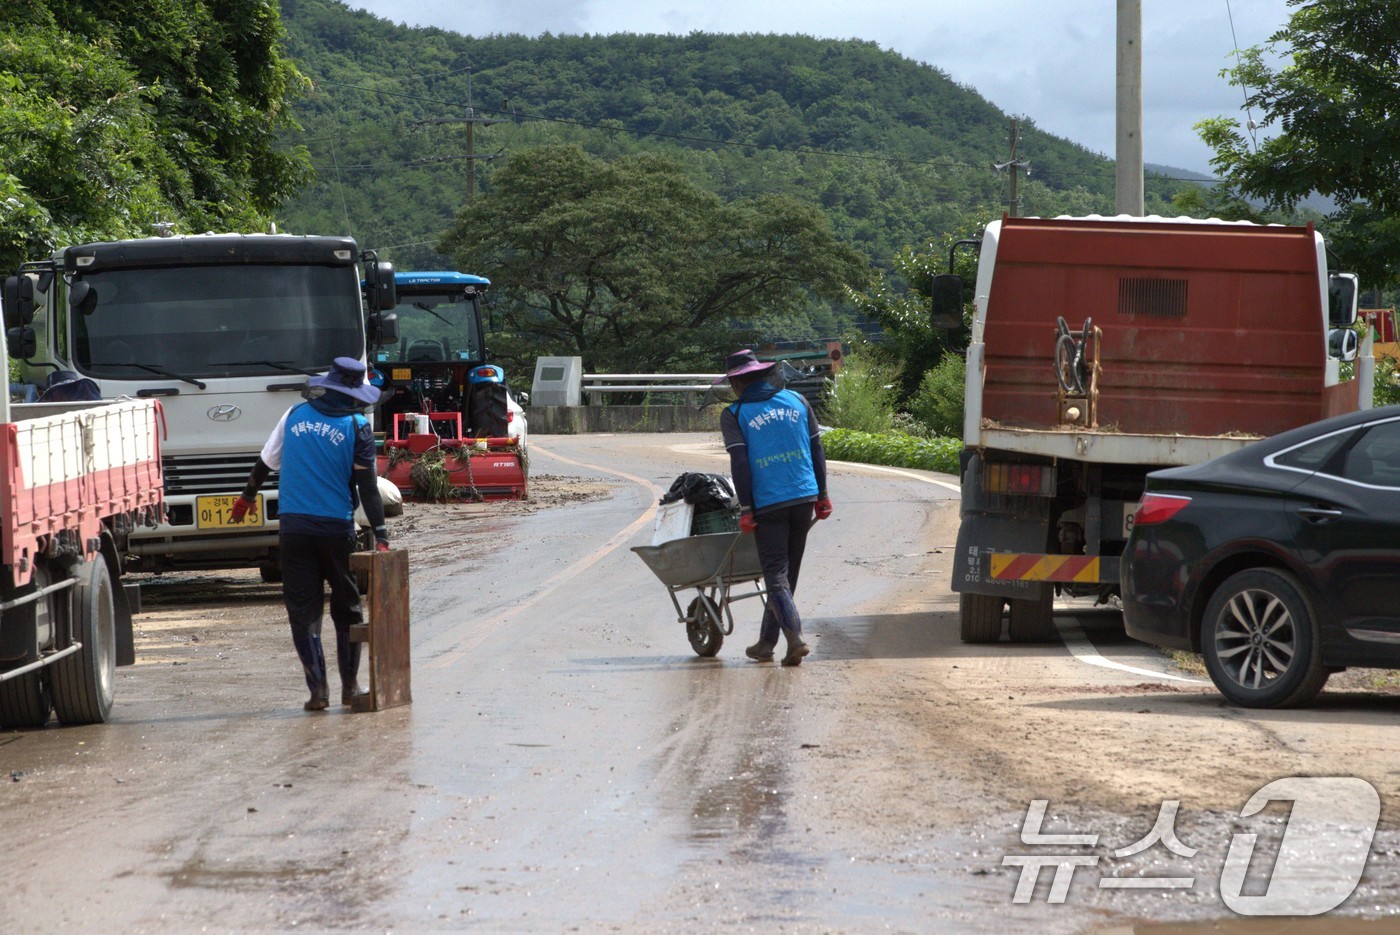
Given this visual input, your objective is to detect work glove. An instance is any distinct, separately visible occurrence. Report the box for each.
[814,496,834,521]
[738,511,758,535]
[375,539,390,553]
[229,495,256,524]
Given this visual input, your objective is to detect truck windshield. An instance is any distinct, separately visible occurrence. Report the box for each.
[73,265,364,379]
[379,291,483,364]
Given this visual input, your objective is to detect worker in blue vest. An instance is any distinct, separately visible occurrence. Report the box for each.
[229,357,389,711]
[719,349,833,666]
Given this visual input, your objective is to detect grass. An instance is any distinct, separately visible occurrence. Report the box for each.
[820,427,961,475]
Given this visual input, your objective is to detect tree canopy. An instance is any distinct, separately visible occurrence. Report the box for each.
[439,144,868,373]
[1196,0,1400,285]
[0,0,312,270]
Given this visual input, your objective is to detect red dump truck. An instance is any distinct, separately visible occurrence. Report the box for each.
[943,215,1367,642]
[0,281,164,726]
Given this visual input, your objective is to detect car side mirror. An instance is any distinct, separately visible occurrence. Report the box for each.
[69,280,97,316]
[1329,327,1359,362]
[367,311,400,348]
[1328,272,1359,327]
[364,261,397,312]
[3,275,36,329]
[7,325,36,360]
[931,274,964,330]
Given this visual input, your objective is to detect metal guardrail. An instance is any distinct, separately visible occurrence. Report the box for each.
[582,373,722,404]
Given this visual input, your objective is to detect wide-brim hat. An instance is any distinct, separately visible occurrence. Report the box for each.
[308,356,381,405]
[723,348,775,380]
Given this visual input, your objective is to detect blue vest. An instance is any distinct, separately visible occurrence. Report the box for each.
[729,388,817,510]
[278,402,364,522]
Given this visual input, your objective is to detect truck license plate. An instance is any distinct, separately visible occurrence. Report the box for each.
[196,494,265,529]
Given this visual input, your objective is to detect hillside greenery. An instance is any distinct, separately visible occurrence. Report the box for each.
[274,0,1192,285]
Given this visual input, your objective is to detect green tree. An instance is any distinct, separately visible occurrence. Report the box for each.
[1196,0,1400,284]
[438,144,869,373]
[0,0,312,270]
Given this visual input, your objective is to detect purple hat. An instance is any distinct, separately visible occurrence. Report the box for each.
[724,348,775,380]
[308,356,380,405]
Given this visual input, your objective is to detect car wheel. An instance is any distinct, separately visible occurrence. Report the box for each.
[959,593,1004,643]
[1201,568,1329,708]
[1008,589,1058,642]
[685,595,724,657]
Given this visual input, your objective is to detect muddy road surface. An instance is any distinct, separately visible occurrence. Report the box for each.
[4,432,1400,933]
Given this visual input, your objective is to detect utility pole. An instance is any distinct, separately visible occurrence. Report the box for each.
[993,118,1032,217]
[415,67,500,205]
[1116,0,1144,216]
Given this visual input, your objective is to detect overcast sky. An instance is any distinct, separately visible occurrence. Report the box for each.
[347,0,1294,175]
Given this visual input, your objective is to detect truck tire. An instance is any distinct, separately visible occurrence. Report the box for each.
[49,558,117,725]
[0,671,51,729]
[1008,590,1058,642]
[960,593,1005,643]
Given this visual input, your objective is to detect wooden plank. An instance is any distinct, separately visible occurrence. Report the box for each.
[348,549,411,712]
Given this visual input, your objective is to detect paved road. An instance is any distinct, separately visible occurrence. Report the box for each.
[2,433,1396,933]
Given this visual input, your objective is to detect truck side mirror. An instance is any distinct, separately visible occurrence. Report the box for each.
[1328,272,1359,327]
[7,326,36,360]
[3,275,35,328]
[367,311,400,348]
[69,280,97,315]
[365,261,397,312]
[931,274,965,330]
[1329,327,1359,362]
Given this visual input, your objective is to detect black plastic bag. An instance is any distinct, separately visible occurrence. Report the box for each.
[659,472,737,513]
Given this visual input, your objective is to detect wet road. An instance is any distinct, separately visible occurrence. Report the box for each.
[4,433,1399,933]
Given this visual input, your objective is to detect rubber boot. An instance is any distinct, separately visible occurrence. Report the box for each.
[336,628,367,705]
[293,630,330,710]
[780,627,810,667]
[745,641,775,662]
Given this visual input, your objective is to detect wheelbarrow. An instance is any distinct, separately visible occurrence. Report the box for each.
[631,530,767,657]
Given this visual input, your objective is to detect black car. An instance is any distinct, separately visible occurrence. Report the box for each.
[1122,404,1400,708]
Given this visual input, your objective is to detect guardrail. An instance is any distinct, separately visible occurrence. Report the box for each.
[582,373,723,405]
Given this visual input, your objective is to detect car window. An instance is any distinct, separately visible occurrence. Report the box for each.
[1339,419,1400,488]
[1273,431,1351,472]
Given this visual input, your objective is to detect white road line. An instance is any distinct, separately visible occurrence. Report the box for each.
[1055,620,1203,683]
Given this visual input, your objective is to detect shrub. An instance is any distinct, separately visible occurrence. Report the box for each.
[822,355,896,434]
[1376,357,1400,407]
[909,351,966,438]
[820,428,961,475]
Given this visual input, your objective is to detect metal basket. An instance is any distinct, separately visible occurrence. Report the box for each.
[691,508,739,535]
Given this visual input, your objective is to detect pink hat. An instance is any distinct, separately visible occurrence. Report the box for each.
[724,349,775,379]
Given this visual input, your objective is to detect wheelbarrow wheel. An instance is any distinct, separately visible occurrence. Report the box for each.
[685,595,724,657]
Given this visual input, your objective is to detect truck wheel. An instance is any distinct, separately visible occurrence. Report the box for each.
[259,562,283,584]
[0,671,51,729]
[1008,589,1058,642]
[686,595,724,657]
[50,558,117,725]
[959,593,1005,643]
[1201,568,1328,708]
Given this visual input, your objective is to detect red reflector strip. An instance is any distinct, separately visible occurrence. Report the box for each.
[990,554,1101,583]
[1133,493,1192,527]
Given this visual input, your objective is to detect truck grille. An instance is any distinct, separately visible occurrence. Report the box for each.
[161,453,279,495]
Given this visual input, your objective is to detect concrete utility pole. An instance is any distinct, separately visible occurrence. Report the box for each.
[415,68,500,205]
[994,119,1032,217]
[1116,0,1144,216]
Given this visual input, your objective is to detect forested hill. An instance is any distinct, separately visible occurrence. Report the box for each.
[276,0,1192,271]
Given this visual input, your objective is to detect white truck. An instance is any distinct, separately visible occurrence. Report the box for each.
[5,233,397,580]
[0,307,164,726]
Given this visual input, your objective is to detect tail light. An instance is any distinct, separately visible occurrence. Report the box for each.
[507,410,515,423]
[985,462,1054,496]
[1133,492,1192,527]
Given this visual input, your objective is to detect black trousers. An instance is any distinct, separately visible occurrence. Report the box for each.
[753,502,813,648]
[280,533,364,693]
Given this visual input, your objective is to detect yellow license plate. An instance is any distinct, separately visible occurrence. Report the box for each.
[391,368,413,381]
[196,494,265,529]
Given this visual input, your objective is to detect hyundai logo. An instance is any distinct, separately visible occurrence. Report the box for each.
[207,405,242,422]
